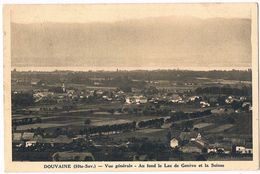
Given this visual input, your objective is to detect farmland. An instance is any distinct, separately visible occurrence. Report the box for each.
[11,69,253,161]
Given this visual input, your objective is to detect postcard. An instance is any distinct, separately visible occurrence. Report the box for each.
[3,3,259,172]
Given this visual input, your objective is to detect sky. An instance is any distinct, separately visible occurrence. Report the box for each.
[10,4,252,23]
[8,4,254,70]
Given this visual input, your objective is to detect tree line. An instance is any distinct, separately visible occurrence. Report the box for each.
[12,69,251,87]
[138,118,164,128]
[167,110,212,123]
[79,121,137,136]
[195,86,252,96]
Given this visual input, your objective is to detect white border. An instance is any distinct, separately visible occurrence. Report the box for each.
[0,1,259,174]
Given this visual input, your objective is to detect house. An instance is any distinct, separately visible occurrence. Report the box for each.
[33,91,54,102]
[239,96,247,101]
[180,141,204,153]
[170,138,179,148]
[94,82,101,86]
[125,95,147,104]
[67,89,75,95]
[171,95,183,103]
[207,147,217,153]
[102,95,112,101]
[207,142,231,154]
[13,132,42,146]
[242,102,252,111]
[52,151,95,161]
[30,79,41,86]
[25,140,37,147]
[125,97,134,104]
[200,101,210,108]
[189,96,201,102]
[195,139,206,147]
[23,132,43,147]
[117,90,124,94]
[236,145,253,154]
[40,106,59,112]
[136,96,148,104]
[179,131,202,142]
[236,146,246,154]
[178,100,186,104]
[184,82,194,86]
[24,134,44,147]
[245,147,253,154]
[96,90,104,95]
[207,146,228,154]
[225,96,239,104]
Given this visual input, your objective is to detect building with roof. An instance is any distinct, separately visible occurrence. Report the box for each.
[181,141,204,153]
[179,131,202,142]
[170,138,179,148]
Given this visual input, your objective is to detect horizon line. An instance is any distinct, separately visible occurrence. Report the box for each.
[11,66,252,72]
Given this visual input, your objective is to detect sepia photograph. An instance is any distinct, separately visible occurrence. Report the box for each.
[3,3,259,172]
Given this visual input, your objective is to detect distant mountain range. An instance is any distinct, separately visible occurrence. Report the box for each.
[11,16,251,69]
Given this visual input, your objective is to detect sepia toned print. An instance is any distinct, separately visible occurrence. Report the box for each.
[4,4,259,171]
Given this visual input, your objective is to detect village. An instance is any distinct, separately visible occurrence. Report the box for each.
[11,69,253,161]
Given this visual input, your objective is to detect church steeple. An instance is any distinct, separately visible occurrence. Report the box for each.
[62,83,66,93]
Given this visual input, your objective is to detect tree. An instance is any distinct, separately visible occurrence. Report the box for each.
[231,100,241,111]
[196,155,206,161]
[132,121,137,131]
[84,119,91,125]
[231,145,237,156]
[181,121,193,130]
[226,116,235,124]
[166,131,172,141]
[35,117,42,123]
[202,147,208,153]
[12,92,34,107]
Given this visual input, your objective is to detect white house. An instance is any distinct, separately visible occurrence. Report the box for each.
[171,95,183,103]
[125,97,134,104]
[200,101,210,108]
[236,146,246,153]
[26,140,37,147]
[191,133,202,141]
[236,146,253,154]
[137,96,148,104]
[207,147,217,153]
[170,138,179,148]
[125,96,147,104]
[189,96,201,102]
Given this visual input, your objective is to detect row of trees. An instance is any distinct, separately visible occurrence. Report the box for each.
[12,92,34,107]
[12,69,251,86]
[195,86,252,96]
[138,118,164,128]
[167,110,212,123]
[79,121,137,136]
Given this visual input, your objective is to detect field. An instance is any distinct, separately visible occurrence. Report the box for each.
[107,128,168,142]
[16,123,69,131]
[207,124,234,133]
[193,123,213,129]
